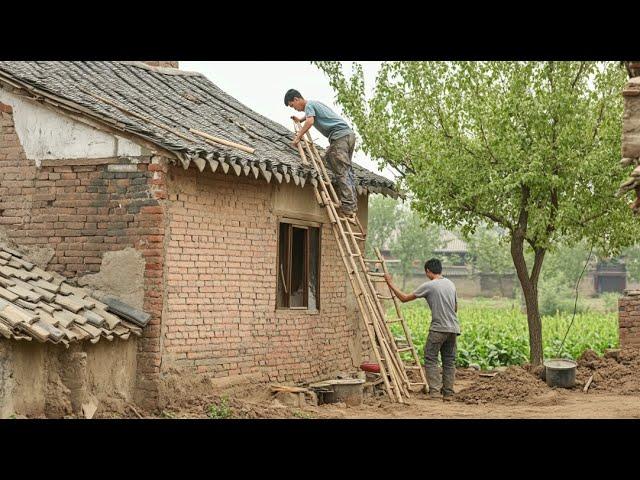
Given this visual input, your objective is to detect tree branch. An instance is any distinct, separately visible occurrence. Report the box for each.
[571,62,585,89]
[461,202,512,229]
[530,247,546,285]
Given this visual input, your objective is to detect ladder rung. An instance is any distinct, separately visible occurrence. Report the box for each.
[397,347,413,353]
[405,366,423,370]
[368,272,386,277]
[351,253,361,257]
[376,294,393,300]
[408,382,426,386]
[386,319,402,324]
[364,259,384,263]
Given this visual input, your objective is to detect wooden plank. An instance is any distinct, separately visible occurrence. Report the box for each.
[584,375,594,393]
[189,128,256,154]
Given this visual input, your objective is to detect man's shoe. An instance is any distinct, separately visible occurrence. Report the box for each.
[425,393,442,401]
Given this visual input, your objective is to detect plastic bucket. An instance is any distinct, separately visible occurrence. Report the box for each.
[543,359,577,388]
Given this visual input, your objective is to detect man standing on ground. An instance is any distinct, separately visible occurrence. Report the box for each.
[285,89,358,217]
[384,258,460,401]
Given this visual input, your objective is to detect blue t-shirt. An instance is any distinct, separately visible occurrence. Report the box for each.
[304,100,353,142]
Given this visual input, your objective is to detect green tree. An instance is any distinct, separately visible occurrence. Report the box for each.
[621,243,640,283]
[317,61,638,365]
[465,226,513,275]
[391,206,443,289]
[365,194,399,257]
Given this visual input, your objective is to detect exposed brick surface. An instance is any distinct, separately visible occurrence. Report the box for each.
[619,296,640,347]
[1,105,370,407]
[0,109,168,408]
[163,166,369,384]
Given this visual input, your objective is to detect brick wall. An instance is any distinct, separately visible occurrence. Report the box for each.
[162,165,370,384]
[0,101,168,408]
[619,294,640,347]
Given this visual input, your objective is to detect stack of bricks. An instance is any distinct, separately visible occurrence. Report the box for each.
[0,102,168,408]
[619,291,640,347]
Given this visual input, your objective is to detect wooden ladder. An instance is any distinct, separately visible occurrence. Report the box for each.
[292,120,427,402]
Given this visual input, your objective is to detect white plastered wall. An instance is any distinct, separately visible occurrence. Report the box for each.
[0,87,142,166]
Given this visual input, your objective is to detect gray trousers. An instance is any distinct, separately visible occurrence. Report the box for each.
[424,330,457,397]
[323,133,357,215]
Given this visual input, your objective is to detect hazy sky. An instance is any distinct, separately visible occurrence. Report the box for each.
[180,61,396,180]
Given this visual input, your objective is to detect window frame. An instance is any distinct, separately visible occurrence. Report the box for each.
[276,217,321,312]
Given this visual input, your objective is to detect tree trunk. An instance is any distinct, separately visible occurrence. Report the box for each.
[510,232,545,365]
[519,276,544,365]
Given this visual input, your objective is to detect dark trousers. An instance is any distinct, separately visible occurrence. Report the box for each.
[323,133,357,215]
[424,331,457,397]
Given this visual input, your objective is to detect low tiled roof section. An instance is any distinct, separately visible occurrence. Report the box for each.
[0,244,150,346]
[0,61,398,197]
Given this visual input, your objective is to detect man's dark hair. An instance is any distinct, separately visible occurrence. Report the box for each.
[424,258,442,274]
[284,89,303,106]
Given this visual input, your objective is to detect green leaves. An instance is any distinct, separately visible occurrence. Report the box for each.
[317,61,637,254]
[391,300,618,369]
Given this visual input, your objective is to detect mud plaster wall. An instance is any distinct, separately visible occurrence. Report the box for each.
[161,165,372,394]
[0,95,168,408]
[0,338,137,418]
[78,247,146,310]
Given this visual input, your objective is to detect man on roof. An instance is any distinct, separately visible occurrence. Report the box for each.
[285,89,358,217]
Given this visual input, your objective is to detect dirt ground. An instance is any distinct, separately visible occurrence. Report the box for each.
[112,347,640,420]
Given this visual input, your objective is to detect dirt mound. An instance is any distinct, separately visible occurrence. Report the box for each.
[577,347,640,395]
[454,366,560,405]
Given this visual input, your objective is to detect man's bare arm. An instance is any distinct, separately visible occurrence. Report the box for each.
[384,274,416,303]
[293,116,315,144]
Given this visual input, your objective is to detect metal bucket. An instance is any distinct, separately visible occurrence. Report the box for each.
[543,359,577,388]
[323,379,365,406]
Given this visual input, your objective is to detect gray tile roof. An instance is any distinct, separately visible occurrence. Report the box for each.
[0,243,148,345]
[0,61,398,197]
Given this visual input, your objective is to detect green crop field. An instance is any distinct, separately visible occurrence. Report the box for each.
[387,298,619,369]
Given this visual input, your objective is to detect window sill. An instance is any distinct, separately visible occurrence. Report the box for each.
[276,308,320,315]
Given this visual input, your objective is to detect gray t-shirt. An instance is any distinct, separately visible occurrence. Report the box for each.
[413,277,460,335]
[304,100,353,142]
